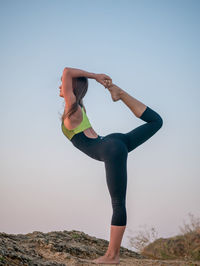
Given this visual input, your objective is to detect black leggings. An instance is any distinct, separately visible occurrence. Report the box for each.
[71,106,163,226]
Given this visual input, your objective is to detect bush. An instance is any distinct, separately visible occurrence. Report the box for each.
[127,224,158,253]
[179,212,200,235]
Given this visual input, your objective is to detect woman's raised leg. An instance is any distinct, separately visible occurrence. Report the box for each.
[107,84,163,152]
[125,105,163,152]
[106,83,147,117]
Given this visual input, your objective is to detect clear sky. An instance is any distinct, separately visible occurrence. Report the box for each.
[0,0,199,251]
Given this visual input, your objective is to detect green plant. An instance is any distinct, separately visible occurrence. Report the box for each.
[71,233,80,239]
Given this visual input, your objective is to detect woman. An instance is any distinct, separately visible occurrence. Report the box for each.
[59,67,163,265]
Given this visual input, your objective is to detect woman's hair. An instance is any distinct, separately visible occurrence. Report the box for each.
[60,76,88,122]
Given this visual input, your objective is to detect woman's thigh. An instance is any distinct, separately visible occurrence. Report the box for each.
[103,147,128,200]
[104,106,163,153]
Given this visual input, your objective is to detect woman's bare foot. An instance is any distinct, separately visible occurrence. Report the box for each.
[105,82,123,102]
[91,253,120,264]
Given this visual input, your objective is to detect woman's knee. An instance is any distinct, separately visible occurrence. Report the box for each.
[111,198,127,226]
[155,115,163,130]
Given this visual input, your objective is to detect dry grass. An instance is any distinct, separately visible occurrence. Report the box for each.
[127,212,200,261]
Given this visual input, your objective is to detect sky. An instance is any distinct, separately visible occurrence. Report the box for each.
[0,0,200,252]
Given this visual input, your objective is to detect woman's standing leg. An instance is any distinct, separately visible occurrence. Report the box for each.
[92,140,128,264]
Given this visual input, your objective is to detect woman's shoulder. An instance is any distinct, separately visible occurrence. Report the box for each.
[63,104,83,130]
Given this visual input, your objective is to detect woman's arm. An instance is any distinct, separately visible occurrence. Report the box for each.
[64,67,97,79]
[63,67,112,87]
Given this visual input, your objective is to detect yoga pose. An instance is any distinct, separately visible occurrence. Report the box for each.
[59,67,163,265]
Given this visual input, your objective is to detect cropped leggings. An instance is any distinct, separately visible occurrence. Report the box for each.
[71,106,163,226]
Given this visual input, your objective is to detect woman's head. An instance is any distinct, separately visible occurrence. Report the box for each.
[59,76,89,121]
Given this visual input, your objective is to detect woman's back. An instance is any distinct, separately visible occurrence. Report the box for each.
[62,104,99,140]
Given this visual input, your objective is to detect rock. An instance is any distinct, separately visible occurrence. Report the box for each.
[0,229,199,265]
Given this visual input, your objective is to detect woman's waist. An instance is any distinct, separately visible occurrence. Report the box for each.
[71,130,103,144]
[83,127,99,139]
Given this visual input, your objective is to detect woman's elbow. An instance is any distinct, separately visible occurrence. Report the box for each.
[63,67,70,75]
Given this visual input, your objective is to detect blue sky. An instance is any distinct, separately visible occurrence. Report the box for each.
[0,0,200,251]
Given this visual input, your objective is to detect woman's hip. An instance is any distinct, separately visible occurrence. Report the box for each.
[71,131,129,162]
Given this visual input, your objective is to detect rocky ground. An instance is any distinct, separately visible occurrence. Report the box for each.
[0,230,199,265]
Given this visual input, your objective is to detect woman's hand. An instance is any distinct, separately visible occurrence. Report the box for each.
[95,74,112,88]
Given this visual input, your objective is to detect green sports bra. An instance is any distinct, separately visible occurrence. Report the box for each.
[61,106,92,141]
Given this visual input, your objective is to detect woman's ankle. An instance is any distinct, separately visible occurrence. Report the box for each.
[105,249,120,258]
[119,88,125,99]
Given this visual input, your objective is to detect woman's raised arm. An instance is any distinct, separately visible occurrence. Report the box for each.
[63,67,112,88]
[63,67,97,79]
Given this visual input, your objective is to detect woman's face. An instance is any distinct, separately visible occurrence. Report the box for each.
[59,77,64,98]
